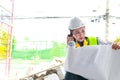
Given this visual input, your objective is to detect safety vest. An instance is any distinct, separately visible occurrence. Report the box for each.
[75,37,98,48]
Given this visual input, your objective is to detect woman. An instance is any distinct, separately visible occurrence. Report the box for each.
[64,17,120,80]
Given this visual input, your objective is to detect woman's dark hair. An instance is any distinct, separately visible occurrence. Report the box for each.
[68,30,73,37]
[68,30,76,42]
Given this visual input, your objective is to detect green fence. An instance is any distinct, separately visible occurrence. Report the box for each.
[12,41,66,60]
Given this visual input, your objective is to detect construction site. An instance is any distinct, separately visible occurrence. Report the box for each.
[0,0,120,80]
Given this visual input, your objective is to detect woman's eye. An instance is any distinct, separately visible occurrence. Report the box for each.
[82,30,85,33]
[75,31,79,34]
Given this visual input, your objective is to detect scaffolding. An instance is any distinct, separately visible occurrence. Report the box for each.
[0,0,14,77]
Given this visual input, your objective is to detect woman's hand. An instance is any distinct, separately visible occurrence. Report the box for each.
[67,35,74,45]
[112,42,120,50]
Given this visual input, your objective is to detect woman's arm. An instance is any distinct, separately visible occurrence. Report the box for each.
[97,37,112,45]
[97,37,120,49]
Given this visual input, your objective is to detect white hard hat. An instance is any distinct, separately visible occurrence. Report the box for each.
[69,17,85,30]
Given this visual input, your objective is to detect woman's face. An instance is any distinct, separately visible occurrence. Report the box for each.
[72,27,85,42]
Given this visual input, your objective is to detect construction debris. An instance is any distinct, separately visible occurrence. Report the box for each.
[19,58,65,80]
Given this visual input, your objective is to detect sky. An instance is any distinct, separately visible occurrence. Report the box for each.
[13,0,120,17]
[1,0,120,17]
[13,0,106,17]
